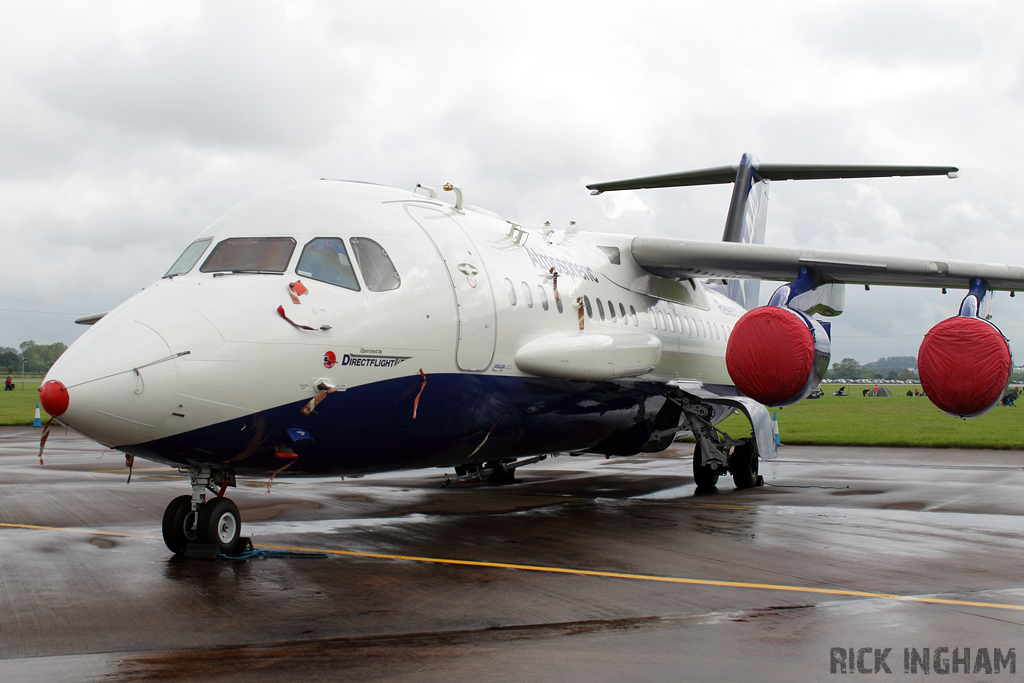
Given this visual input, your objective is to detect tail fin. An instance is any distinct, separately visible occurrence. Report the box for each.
[587,154,956,309]
[720,153,768,309]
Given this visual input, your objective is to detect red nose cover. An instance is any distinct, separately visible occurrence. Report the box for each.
[726,307,815,405]
[918,317,1011,417]
[39,380,69,417]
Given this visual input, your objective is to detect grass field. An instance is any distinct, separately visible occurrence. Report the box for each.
[0,379,49,426]
[716,385,1024,449]
[2,379,1022,448]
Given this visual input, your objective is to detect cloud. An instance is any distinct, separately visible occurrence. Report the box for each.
[1,1,1024,360]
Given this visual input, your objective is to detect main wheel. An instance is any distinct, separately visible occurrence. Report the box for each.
[731,442,759,489]
[692,443,720,489]
[198,497,241,555]
[162,495,200,554]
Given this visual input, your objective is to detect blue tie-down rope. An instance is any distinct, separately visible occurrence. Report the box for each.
[221,548,328,560]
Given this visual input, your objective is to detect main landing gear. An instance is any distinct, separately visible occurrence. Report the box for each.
[682,402,764,492]
[162,464,242,555]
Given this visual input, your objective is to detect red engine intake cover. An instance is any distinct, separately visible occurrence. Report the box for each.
[918,316,1011,418]
[726,306,815,405]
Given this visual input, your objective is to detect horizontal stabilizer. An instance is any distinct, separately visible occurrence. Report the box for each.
[587,163,958,194]
[631,238,1024,291]
[74,312,107,325]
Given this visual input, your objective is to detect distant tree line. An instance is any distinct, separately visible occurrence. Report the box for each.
[826,356,919,381]
[0,341,67,376]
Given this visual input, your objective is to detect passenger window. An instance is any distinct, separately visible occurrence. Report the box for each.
[683,316,691,335]
[584,295,593,319]
[556,292,564,314]
[596,299,605,320]
[648,310,656,328]
[536,285,549,311]
[505,278,517,306]
[630,305,638,326]
[350,238,400,292]
[657,311,666,330]
[619,303,627,323]
[165,238,212,278]
[675,314,682,333]
[521,282,533,308]
[296,238,360,291]
[667,313,675,333]
[201,237,296,273]
[608,300,616,321]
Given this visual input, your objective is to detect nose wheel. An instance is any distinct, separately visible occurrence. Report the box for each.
[199,497,241,554]
[162,464,242,556]
[162,495,201,554]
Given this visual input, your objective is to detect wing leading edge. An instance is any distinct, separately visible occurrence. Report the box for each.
[631,238,1024,291]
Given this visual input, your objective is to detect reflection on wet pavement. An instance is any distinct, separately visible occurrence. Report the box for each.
[2,427,1024,681]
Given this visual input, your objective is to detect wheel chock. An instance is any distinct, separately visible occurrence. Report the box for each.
[183,543,220,560]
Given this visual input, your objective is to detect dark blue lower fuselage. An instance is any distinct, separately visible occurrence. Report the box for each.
[122,374,731,476]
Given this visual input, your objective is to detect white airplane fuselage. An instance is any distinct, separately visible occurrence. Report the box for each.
[45,180,746,475]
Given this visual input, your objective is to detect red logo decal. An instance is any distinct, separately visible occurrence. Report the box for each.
[467,277,477,288]
[323,351,337,369]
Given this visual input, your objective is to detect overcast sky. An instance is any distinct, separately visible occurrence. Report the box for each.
[3,0,1023,364]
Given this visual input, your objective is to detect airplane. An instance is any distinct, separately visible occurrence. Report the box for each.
[35,153,1021,557]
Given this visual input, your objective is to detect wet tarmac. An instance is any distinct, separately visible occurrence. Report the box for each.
[3,426,1024,681]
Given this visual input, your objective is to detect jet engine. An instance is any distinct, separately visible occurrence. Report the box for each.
[725,306,831,406]
[918,316,1012,418]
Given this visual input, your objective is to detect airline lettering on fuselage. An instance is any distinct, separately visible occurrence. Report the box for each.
[715,300,745,318]
[524,246,599,283]
[342,353,411,368]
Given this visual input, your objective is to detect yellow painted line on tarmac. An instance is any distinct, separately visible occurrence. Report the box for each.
[0,522,157,539]
[3,520,1023,613]
[255,542,1024,613]
[92,468,178,474]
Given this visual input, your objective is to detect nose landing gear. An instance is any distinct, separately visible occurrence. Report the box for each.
[162,464,242,555]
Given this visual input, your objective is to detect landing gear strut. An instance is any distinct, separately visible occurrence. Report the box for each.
[681,400,763,491]
[443,455,548,487]
[162,464,241,555]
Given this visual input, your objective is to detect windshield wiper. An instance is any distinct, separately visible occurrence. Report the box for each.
[211,270,285,277]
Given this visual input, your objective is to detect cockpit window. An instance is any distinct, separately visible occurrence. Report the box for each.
[296,238,360,291]
[199,237,296,274]
[164,238,212,278]
[350,237,401,292]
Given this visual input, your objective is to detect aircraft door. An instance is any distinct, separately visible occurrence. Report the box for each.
[406,206,496,371]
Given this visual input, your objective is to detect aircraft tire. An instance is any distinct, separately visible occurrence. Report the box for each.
[692,444,719,489]
[731,442,759,489]
[199,497,242,555]
[162,495,200,554]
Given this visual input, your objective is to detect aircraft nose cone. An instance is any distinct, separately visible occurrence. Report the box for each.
[38,380,69,417]
[45,319,177,447]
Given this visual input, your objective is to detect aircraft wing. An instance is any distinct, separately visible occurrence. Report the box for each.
[631,238,1024,291]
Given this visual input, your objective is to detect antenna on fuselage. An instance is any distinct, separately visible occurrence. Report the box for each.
[442,183,464,213]
[414,183,438,199]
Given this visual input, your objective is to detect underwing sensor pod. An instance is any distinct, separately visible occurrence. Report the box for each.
[38,154,1023,556]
